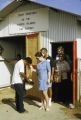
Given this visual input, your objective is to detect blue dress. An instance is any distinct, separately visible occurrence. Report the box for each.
[37,60,51,91]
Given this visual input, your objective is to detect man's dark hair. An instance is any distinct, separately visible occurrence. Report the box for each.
[24,57,32,64]
[16,54,21,60]
[40,48,47,52]
[0,44,4,55]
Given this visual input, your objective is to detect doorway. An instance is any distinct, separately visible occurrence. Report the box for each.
[51,42,73,103]
[0,36,25,88]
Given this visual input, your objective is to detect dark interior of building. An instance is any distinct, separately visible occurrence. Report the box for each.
[52,42,73,104]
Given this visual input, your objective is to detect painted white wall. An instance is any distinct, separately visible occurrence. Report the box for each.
[0,17,9,37]
[76,38,81,100]
[0,39,23,88]
[0,6,48,37]
[9,8,49,34]
[0,56,11,87]
[77,38,81,59]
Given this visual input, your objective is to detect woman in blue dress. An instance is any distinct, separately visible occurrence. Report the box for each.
[35,52,51,111]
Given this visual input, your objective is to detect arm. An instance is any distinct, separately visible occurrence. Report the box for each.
[20,72,28,81]
[64,61,71,72]
[50,67,54,82]
[50,57,55,82]
[46,61,51,83]
[30,65,36,72]
[47,71,51,84]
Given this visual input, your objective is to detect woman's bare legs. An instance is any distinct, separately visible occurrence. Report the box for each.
[42,90,49,111]
[39,91,44,110]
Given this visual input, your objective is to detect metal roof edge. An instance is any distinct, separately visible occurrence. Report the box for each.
[27,0,81,17]
[0,0,23,20]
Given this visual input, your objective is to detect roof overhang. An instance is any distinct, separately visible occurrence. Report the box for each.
[0,0,81,22]
[0,0,23,21]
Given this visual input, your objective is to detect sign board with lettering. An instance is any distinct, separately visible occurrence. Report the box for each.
[9,8,49,34]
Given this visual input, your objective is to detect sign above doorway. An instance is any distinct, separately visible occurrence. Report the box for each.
[9,8,49,35]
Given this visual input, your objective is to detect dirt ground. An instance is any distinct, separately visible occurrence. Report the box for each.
[62,106,81,119]
[61,97,81,119]
[0,87,81,120]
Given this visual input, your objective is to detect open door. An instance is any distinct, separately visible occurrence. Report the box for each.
[73,40,77,104]
[26,33,40,64]
[25,33,41,99]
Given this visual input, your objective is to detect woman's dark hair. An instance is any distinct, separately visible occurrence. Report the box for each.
[35,51,42,57]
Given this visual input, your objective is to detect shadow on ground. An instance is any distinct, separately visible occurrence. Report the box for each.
[2,98,16,110]
[24,97,40,108]
[2,97,40,110]
[74,113,81,119]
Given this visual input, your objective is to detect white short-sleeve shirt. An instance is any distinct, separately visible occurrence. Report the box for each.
[12,59,24,84]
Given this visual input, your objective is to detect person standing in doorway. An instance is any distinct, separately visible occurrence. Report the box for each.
[53,56,62,102]
[56,46,72,104]
[59,54,71,104]
[12,57,32,113]
[40,48,54,106]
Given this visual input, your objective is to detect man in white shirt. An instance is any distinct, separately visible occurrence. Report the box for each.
[12,57,32,113]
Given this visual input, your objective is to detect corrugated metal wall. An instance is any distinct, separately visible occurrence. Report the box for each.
[49,9,77,42]
[77,20,81,38]
[17,3,81,55]
[41,9,78,46]
[40,9,81,55]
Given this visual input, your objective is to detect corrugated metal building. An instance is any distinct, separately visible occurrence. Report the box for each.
[0,0,81,104]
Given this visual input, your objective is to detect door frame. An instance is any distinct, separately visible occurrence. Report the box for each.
[51,41,77,104]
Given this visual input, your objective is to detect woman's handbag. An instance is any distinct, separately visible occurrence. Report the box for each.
[25,79,34,90]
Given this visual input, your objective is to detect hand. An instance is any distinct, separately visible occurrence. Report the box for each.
[50,76,53,82]
[47,79,50,84]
